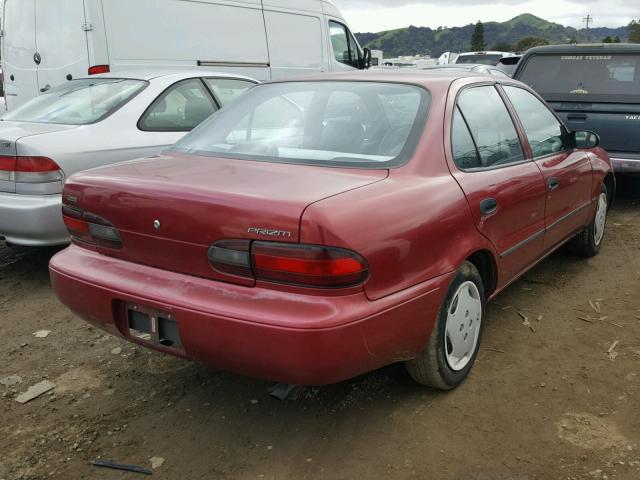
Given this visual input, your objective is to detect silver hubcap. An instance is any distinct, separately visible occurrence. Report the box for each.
[594,192,607,246]
[444,281,482,371]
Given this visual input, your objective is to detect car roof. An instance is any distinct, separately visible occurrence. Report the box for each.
[267,69,515,91]
[522,43,640,56]
[74,70,258,82]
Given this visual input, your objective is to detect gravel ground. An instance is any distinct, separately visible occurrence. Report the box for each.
[1,177,639,480]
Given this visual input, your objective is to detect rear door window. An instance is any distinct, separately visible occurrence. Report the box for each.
[455,86,525,169]
[517,54,640,102]
[139,79,217,132]
[503,86,571,158]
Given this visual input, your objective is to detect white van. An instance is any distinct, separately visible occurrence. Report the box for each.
[2,0,369,110]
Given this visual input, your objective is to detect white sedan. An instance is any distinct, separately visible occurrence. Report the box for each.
[0,71,257,246]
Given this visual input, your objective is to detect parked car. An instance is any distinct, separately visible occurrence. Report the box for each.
[422,64,509,77]
[2,0,368,110]
[514,44,640,174]
[455,51,515,66]
[50,70,614,389]
[0,71,257,246]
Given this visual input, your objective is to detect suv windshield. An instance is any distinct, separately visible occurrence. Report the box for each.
[172,81,430,168]
[456,54,503,65]
[2,78,147,125]
[517,54,640,102]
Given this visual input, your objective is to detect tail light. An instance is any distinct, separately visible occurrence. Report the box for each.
[0,155,64,194]
[208,240,368,288]
[62,205,123,249]
[88,65,110,75]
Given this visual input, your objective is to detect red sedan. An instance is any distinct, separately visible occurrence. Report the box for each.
[50,71,614,389]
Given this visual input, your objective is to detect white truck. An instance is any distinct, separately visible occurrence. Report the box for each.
[2,0,369,110]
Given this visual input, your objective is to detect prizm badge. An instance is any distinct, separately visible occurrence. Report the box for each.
[626,115,640,121]
[248,227,292,238]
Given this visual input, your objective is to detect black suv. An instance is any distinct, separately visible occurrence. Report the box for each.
[514,44,640,174]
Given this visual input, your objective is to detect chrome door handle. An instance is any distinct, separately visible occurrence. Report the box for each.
[548,177,560,191]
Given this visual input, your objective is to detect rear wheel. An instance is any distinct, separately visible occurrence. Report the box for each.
[406,261,485,390]
[573,184,608,257]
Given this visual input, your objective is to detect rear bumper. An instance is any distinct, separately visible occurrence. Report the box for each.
[49,245,451,386]
[611,155,640,174]
[0,192,69,246]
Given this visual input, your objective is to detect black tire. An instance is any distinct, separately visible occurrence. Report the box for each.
[572,184,608,258]
[406,261,486,390]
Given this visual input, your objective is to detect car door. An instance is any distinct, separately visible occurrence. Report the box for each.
[448,84,547,285]
[501,85,593,251]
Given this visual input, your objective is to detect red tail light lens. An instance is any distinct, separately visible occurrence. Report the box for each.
[15,156,61,172]
[62,205,123,249]
[88,65,110,75]
[208,240,368,288]
[252,242,368,288]
[0,155,17,173]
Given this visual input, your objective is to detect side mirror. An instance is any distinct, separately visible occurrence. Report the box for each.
[574,130,600,149]
[360,47,372,70]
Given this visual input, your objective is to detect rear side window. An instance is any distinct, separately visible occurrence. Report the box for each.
[517,54,640,102]
[204,78,255,105]
[2,79,147,125]
[139,79,217,132]
[455,86,525,169]
[503,86,570,158]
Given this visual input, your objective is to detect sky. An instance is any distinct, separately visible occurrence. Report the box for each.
[334,0,637,33]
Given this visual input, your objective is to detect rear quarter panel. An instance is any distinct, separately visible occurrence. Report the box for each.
[300,172,496,301]
[587,146,614,200]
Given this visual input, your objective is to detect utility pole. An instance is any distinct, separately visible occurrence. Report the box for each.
[583,14,593,42]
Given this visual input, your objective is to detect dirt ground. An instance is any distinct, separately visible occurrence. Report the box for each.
[1,178,639,480]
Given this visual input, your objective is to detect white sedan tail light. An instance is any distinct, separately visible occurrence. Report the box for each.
[0,155,64,194]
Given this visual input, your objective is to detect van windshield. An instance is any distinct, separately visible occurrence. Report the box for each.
[518,54,640,102]
[171,81,430,169]
[2,79,147,125]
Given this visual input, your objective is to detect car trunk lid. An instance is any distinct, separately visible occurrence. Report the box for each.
[63,153,387,282]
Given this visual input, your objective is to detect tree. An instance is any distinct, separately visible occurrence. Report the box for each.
[493,41,513,52]
[516,36,550,52]
[614,36,621,43]
[470,21,486,51]
[602,36,613,43]
[629,20,640,43]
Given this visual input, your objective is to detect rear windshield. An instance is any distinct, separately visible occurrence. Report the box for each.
[518,54,640,102]
[456,54,502,65]
[2,79,147,125]
[172,81,430,168]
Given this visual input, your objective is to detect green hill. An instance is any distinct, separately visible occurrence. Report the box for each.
[355,14,629,57]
